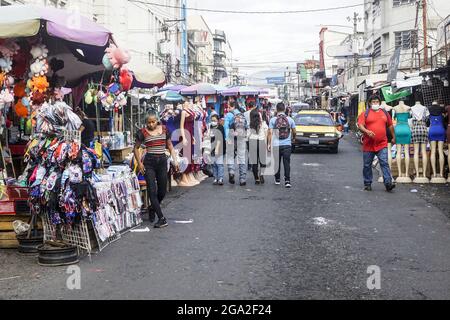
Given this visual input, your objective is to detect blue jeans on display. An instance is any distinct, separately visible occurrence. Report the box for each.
[212,155,224,181]
[363,148,392,187]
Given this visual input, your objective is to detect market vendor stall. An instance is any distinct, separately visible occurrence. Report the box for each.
[0,5,153,259]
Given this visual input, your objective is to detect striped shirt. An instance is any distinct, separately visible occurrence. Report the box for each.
[135,126,170,155]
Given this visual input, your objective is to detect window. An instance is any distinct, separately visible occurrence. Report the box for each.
[395,30,418,50]
[373,37,381,58]
[393,0,415,7]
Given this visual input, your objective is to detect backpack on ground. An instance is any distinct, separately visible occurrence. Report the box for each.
[275,114,291,140]
[230,113,247,137]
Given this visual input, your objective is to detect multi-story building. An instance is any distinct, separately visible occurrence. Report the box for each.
[364,0,450,75]
[319,28,350,78]
[93,0,186,84]
[213,29,233,85]
[187,15,214,83]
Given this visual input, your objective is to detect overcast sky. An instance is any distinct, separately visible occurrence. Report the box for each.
[191,0,364,81]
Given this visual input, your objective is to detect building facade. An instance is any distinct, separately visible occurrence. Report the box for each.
[187,15,214,83]
[213,29,233,85]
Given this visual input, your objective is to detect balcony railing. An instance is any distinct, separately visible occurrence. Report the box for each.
[214,49,226,57]
[213,31,226,42]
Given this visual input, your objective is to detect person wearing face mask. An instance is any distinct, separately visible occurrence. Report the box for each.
[209,114,226,185]
[357,95,397,192]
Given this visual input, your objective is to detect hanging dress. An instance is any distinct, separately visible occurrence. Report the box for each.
[411,108,429,144]
[428,114,446,142]
[394,112,412,145]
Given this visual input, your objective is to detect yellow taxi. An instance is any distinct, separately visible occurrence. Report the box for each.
[293,110,343,153]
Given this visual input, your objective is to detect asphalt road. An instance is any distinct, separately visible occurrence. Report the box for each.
[1,136,450,300]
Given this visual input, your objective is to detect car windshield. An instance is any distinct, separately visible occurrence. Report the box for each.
[295,114,334,126]
[292,104,309,113]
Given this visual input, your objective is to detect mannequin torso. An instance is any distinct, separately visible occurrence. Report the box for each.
[411,102,429,120]
[393,101,412,145]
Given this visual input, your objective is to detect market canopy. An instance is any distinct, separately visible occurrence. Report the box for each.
[0,5,112,46]
[180,83,225,95]
[220,86,262,96]
[128,59,166,89]
[158,84,188,92]
[153,90,185,102]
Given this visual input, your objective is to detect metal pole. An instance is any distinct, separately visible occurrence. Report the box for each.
[423,0,428,67]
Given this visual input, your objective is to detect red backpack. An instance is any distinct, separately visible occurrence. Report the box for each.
[275,114,291,140]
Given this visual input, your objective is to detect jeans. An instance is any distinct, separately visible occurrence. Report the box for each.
[363,148,392,186]
[143,154,168,220]
[249,138,267,180]
[274,145,292,182]
[212,155,224,181]
[226,137,247,182]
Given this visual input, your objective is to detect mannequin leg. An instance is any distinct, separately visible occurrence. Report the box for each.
[178,173,194,187]
[414,144,420,178]
[448,143,450,182]
[430,141,437,177]
[430,141,446,183]
[405,144,411,179]
[396,146,403,178]
[421,143,430,182]
[438,141,445,177]
[397,144,412,183]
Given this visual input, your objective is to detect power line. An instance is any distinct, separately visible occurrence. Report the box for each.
[128,0,363,15]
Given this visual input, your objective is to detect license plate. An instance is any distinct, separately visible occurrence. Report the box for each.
[309,139,320,145]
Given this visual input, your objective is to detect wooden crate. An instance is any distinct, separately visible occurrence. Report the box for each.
[0,215,42,249]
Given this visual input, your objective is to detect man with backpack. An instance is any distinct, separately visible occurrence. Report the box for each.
[268,103,296,188]
[225,101,248,186]
[357,95,396,192]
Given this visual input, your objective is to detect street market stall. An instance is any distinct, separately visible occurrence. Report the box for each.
[0,5,151,259]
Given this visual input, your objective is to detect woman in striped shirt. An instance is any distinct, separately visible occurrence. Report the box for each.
[134,110,179,229]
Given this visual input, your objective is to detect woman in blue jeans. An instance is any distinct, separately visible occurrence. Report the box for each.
[134,110,179,228]
[209,114,225,185]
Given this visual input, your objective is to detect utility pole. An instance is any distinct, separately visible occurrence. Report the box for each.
[348,12,361,84]
[411,1,420,73]
[422,0,428,67]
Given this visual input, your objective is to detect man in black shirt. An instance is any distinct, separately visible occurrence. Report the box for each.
[76,109,96,147]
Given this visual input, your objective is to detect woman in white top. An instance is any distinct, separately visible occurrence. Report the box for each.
[248,109,269,184]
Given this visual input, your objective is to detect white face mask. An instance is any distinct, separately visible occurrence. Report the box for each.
[211,121,218,127]
[371,104,381,111]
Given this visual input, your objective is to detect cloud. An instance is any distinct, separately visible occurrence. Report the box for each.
[192,0,363,78]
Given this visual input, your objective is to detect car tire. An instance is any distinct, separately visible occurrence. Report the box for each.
[330,145,339,154]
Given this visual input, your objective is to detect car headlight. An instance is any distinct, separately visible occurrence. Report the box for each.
[297,132,304,136]
[324,133,335,137]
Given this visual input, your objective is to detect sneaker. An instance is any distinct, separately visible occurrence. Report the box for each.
[364,185,373,192]
[148,207,156,223]
[229,174,236,185]
[255,179,261,185]
[154,217,168,229]
[213,180,218,186]
[218,179,224,186]
[385,183,396,192]
[275,179,281,186]
[285,181,292,189]
[240,181,247,187]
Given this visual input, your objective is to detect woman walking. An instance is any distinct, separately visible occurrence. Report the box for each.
[209,114,226,186]
[134,110,179,228]
[248,109,268,184]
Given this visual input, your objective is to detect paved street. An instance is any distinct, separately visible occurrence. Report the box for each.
[1,136,450,300]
